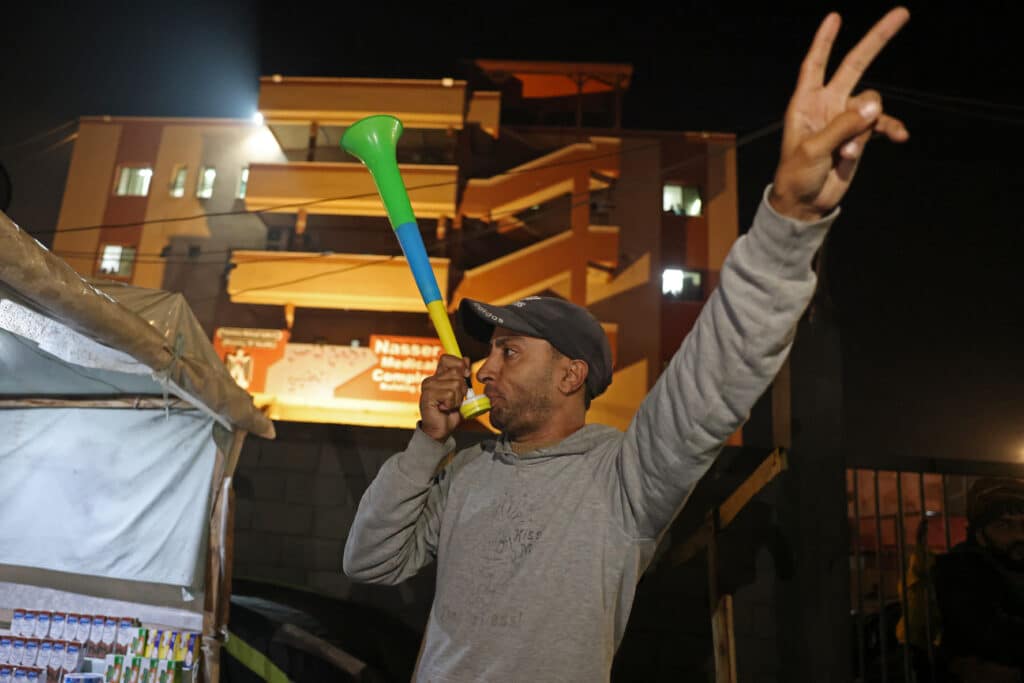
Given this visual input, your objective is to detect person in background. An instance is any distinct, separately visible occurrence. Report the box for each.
[934,477,1024,683]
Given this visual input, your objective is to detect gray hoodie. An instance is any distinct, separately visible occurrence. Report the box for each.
[343,188,836,682]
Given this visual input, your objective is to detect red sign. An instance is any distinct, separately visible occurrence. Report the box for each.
[213,328,289,393]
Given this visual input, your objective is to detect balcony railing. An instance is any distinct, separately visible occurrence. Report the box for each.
[227,250,449,311]
[243,161,458,218]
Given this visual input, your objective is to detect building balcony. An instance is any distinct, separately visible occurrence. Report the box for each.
[258,76,468,130]
[227,250,450,311]
[467,91,501,137]
[451,225,618,307]
[243,161,458,218]
[458,137,621,220]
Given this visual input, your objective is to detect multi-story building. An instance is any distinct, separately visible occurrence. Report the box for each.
[53,60,738,437]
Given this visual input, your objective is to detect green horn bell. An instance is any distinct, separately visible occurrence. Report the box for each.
[340,115,414,229]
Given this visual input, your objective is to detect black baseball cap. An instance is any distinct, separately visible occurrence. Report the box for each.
[458,296,613,400]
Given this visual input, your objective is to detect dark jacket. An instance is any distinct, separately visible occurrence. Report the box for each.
[934,541,1024,679]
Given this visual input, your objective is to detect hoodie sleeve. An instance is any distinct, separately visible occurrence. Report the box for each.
[343,427,455,584]
[612,187,835,540]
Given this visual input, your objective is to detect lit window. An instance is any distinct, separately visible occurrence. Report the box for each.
[237,166,249,199]
[196,166,217,199]
[663,184,702,217]
[169,165,187,198]
[98,245,136,278]
[662,268,702,299]
[115,166,153,196]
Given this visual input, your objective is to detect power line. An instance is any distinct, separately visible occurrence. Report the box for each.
[875,90,1024,127]
[33,132,79,158]
[0,120,77,155]
[866,81,1024,114]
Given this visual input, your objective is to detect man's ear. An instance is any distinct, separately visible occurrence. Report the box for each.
[558,359,589,397]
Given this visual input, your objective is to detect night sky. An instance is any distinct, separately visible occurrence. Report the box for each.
[1,2,1020,462]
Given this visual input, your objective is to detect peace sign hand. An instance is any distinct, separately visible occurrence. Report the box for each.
[770,8,911,222]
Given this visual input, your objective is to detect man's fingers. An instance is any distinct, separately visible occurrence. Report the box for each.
[804,96,881,160]
[874,113,910,142]
[423,376,467,411]
[838,91,883,160]
[435,354,471,377]
[830,7,910,95]
[795,12,841,94]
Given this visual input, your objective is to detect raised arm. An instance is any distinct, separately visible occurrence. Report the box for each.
[612,8,910,540]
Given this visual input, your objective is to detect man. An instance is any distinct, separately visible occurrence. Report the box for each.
[344,8,911,681]
[934,478,1024,682]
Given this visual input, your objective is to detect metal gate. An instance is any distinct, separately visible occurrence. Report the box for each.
[846,464,1020,683]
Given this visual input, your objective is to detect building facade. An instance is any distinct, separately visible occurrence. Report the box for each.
[54,61,738,435]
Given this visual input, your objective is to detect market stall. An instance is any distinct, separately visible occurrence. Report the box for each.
[0,209,274,682]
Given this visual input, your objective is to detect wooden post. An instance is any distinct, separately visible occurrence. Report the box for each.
[672,448,788,566]
[570,171,590,305]
[202,428,246,683]
[708,513,738,683]
[306,122,319,162]
[670,448,789,682]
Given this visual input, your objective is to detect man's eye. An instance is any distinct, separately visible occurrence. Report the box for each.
[503,347,516,357]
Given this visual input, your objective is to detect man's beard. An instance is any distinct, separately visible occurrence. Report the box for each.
[490,387,554,440]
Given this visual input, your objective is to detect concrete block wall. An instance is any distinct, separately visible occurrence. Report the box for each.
[232,422,439,630]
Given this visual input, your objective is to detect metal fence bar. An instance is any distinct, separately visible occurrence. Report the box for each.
[941,475,952,551]
[895,473,912,682]
[874,470,888,683]
[853,470,867,681]
[918,473,936,683]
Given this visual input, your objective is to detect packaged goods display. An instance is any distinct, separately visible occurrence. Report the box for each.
[4,608,194,683]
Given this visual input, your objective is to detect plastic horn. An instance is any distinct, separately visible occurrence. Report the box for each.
[341,115,490,419]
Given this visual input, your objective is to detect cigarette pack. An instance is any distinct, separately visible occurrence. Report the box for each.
[74,618,91,647]
[33,614,50,640]
[22,641,38,668]
[34,643,51,672]
[127,631,147,660]
[63,643,81,674]
[113,620,133,656]
[155,660,180,683]
[46,642,64,676]
[10,611,24,638]
[142,632,160,661]
[47,615,66,642]
[9,643,23,668]
[103,653,123,683]
[20,614,36,640]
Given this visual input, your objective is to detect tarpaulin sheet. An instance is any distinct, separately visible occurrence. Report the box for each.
[0,408,216,587]
[0,209,274,438]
